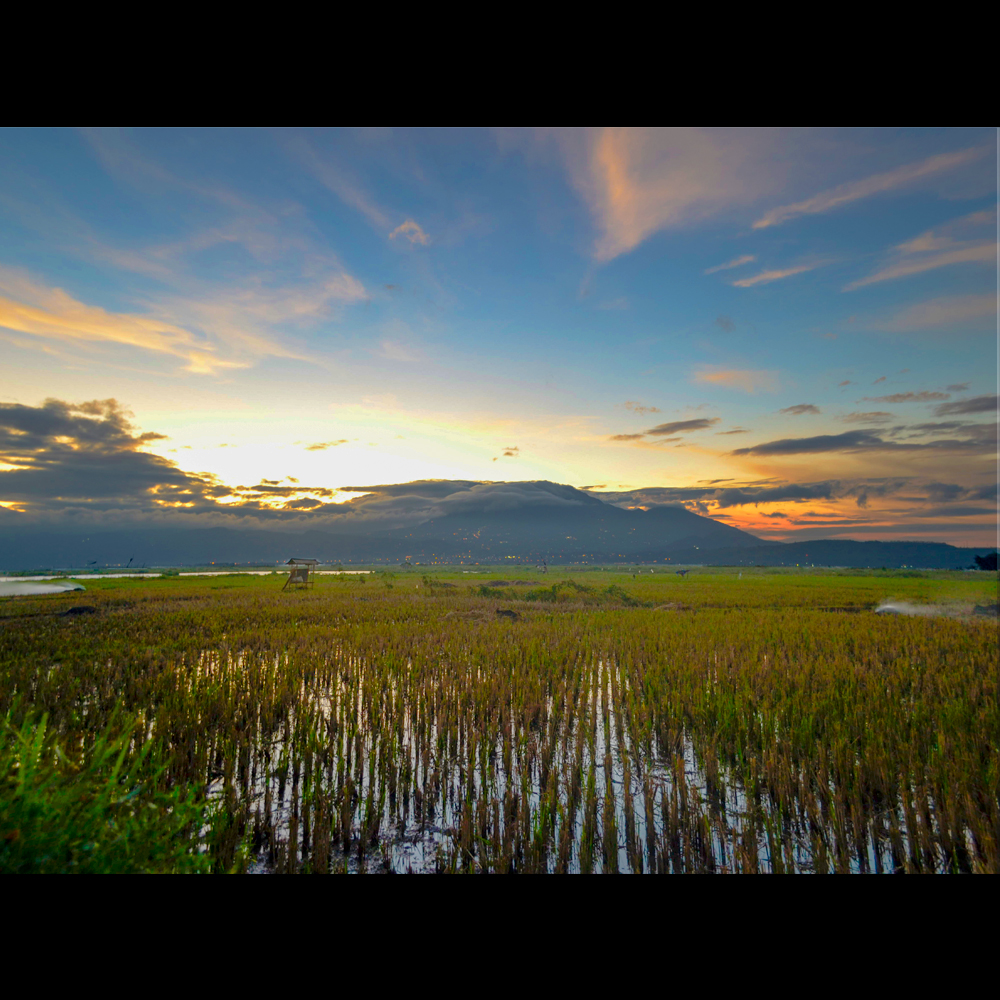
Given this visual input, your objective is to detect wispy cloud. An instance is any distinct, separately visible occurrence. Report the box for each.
[732,423,995,456]
[552,127,781,261]
[705,254,755,274]
[0,268,238,375]
[283,133,393,230]
[779,404,820,415]
[845,210,996,290]
[731,263,823,287]
[693,368,779,393]
[752,147,987,229]
[847,243,995,289]
[622,401,660,415]
[873,294,997,332]
[389,219,430,245]
[378,340,422,363]
[7,136,370,372]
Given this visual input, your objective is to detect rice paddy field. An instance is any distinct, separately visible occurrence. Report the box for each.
[2,565,997,874]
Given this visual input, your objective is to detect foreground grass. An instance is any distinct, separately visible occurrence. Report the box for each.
[1,568,996,873]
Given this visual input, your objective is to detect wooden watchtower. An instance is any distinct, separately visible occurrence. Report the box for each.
[282,557,319,590]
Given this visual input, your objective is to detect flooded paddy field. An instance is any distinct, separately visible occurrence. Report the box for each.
[2,567,996,873]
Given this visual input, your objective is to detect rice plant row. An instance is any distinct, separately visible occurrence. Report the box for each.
[1,572,996,873]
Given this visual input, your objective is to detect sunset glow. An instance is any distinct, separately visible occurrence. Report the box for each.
[1,128,996,548]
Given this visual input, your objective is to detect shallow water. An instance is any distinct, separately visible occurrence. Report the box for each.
[0,569,372,585]
[197,651,950,874]
[0,574,151,582]
[0,581,86,596]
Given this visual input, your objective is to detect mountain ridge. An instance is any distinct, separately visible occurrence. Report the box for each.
[0,480,994,570]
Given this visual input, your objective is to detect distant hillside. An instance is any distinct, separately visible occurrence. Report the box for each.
[693,539,996,570]
[0,479,994,571]
[0,504,762,569]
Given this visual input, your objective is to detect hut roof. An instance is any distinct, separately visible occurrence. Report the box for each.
[286,558,319,566]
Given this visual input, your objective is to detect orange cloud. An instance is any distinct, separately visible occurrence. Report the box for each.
[704,254,755,274]
[845,209,996,289]
[753,147,987,229]
[0,270,236,374]
[556,127,780,261]
[0,258,367,374]
[874,294,996,331]
[731,264,822,287]
[389,219,430,245]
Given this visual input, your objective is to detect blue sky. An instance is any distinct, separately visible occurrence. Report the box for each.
[0,128,996,545]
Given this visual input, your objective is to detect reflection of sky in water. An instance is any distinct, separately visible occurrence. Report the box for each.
[224,654,932,874]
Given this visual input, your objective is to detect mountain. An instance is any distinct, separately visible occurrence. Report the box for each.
[0,480,994,570]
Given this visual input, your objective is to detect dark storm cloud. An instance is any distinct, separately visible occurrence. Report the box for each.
[592,481,848,509]
[326,480,593,526]
[713,482,840,507]
[645,418,720,436]
[2,402,555,529]
[584,476,995,524]
[338,480,480,499]
[239,484,339,497]
[778,404,821,416]
[778,521,995,542]
[839,412,893,424]
[0,398,167,452]
[610,417,720,442]
[0,403,604,531]
[922,482,966,503]
[0,398,214,510]
[4,400,992,539]
[861,391,950,403]
[910,505,998,518]
[967,482,998,501]
[732,422,995,456]
[933,394,998,416]
[733,431,882,454]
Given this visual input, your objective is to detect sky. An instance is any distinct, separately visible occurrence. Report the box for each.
[0,127,997,546]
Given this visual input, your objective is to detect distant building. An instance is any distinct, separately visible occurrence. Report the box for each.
[283,557,318,590]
